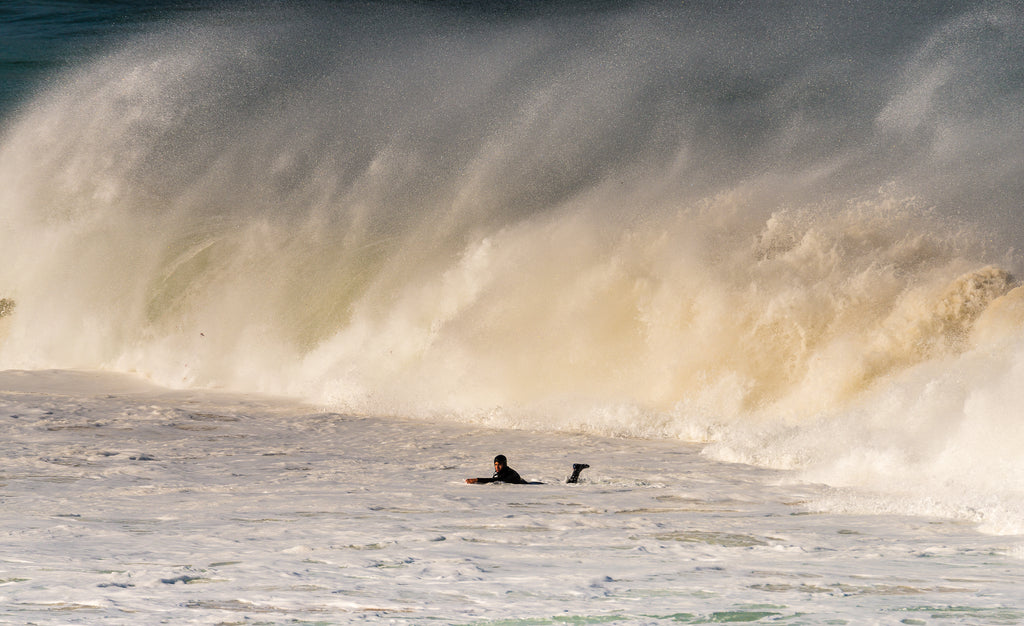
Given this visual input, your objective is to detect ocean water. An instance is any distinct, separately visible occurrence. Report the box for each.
[3,369,1023,625]
[1,1,1024,622]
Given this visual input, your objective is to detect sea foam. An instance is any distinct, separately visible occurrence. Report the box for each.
[2,2,1023,532]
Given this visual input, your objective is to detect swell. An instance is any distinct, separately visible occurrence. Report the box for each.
[2,1,1024,530]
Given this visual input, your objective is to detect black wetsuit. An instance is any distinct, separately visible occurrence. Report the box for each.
[474,466,528,484]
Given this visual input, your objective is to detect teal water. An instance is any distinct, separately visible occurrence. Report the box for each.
[0,1,217,111]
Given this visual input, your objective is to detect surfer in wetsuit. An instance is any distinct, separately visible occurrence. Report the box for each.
[466,455,528,484]
[465,455,590,484]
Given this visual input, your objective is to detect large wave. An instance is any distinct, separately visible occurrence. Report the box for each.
[2,1,1023,532]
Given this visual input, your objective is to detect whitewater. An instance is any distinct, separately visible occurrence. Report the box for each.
[1,1,1024,622]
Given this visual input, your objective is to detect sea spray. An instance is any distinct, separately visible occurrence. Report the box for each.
[1,1,1023,531]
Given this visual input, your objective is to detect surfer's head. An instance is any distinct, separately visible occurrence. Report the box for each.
[493,454,507,471]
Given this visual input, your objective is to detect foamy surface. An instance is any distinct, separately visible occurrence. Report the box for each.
[2,369,1022,624]
[2,3,1024,621]
[3,3,1024,539]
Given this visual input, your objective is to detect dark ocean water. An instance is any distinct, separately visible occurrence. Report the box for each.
[0,1,205,110]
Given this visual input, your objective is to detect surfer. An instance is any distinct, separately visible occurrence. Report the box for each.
[466,455,528,484]
[465,455,589,484]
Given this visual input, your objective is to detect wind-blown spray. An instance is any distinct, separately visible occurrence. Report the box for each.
[2,1,1023,531]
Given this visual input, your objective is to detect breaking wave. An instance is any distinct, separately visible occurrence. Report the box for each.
[2,1,1023,532]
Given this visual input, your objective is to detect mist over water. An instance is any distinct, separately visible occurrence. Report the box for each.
[2,1,1024,531]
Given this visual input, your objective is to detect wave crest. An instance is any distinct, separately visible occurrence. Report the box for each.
[2,1,1024,532]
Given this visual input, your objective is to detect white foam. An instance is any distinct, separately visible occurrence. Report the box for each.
[2,369,1022,623]
[3,0,1024,549]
